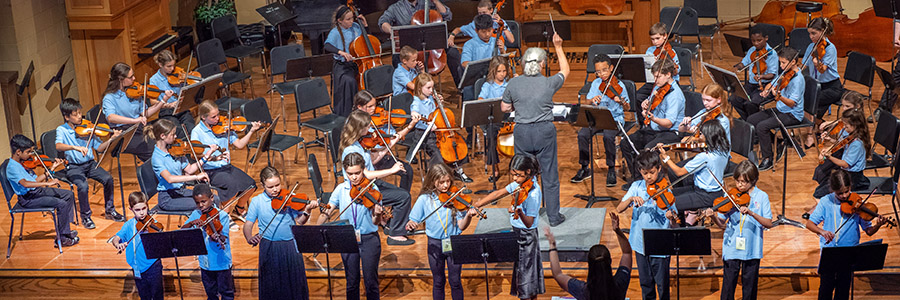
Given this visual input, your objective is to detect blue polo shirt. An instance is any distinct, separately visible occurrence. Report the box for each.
[190,122,236,170]
[411,95,436,130]
[392,65,417,96]
[245,191,302,242]
[505,178,541,230]
[688,108,731,143]
[649,84,685,132]
[741,45,779,85]
[325,23,363,62]
[184,207,232,271]
[777,73,805,121]
[623,179,676,256]
[149,70,179,103]
[331,181,380,234]
[102,90,143,127]
[56,123,102,164]
[585,77,628,124]
[458,20,504,38]
[803,38,839,83]
[719,187,771,260]
[684,151,729,192]
[409,193,466,240]
[645,45,681,81]
[6,159,37,195]
[461,36,496,65]
[115,218,160,276]
[151,146,189,191]
[841,138,866,172]
[478,80,507,99]
[340,141,374,181]
[809,192,872,247]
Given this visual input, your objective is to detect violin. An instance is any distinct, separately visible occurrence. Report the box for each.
[167,66,202,87]
[430,94,468,164]
[711,187,752,214]
[839,192,896,228]
[359,129,395,150]
[750,48,769,75]
[210,115,267,135]
[168,139,214,157]
[346,0,384,90]
[197,207,227,249]
[411,0,447,75]
[644,83,671,126]
[597,75,625,103]
[74,119,115,138]
[819,134,855,164]
[124,82,164,99]
[372,107,412,128]
[818,121,844,149]
[690,106,722,138]
[653,42,677,63]
[510,178,535,220]
[271,188,315,212]
[22,153,67,173]
[647,177,676,210]
[764,68,797,102]
[439,186,486,219]
[812,39,830,73]
[117,214,164,254]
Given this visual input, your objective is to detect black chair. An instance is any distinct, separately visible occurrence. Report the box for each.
[327,126,343,182]
[241,98,305,170]
[269,44,308,131]
[841,51,876,115]
[725,119,757,177]
[38,130,79,223]
[307,154,333,205]
[853,135,899,196]
[684,90,704,117]
[661,6,702,60]
[197,38,254,96]
[1,159,64,257]
[136,160,193,217]
[578,44,625,104]
[866,109,899,171]
[753,23,786,50]
[504,20,523,68]
[363,64,395,99]
[674,46,695,91]
[684,0,720,58]
[295,78,346,148]
[781,75,820,161]
[788,28,812,57]
[210,15,266,90]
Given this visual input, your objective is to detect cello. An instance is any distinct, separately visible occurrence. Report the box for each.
[719,0,842,33]
[829,7,894,62]
[429,94,468,165]
[347,0,384,90]
[411,0,448,75]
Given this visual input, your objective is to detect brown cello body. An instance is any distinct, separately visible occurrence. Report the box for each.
[429,96,468,165]
[411,7,447,75]
[829,8,894,61]
[347,0,383,90]
[744,0,842,32]
[558,0,625,16]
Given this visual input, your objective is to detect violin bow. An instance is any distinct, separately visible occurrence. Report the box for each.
[31,149,60,187]
[115,211,161,254]
[706,168,742,210]
[831,188,879,245]
[180,124,209,180]
[647,162,707,201]
[421,185,469,222]
[689,104,722,123]
[83,106,103,152]
[369,119,402,164]
[737,44,782,73]
[655,7,683,63]
[198,187,250,228]
[255,182,301,247]
[597,52,626,106]
[332,178,379,221]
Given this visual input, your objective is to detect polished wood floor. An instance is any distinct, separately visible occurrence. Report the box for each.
[1,30,899,299]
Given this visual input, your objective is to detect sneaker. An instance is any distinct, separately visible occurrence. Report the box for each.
[621,181,632,191]
[605,169,617,187]
[549,213,567,227]
[570,167,591,183]
[81,217,96,230]
[456,170,473,183]
[105,210,126,222]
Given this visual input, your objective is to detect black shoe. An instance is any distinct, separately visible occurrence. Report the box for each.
[549,213,567,227]
[456,170,473,183]
[66,230,78,239]
[105,210,126,222]
[410,157,419,165]
[606,169,617,187]
[81,217,95,230]
[386,237,415,246]
[55,236,80,248]
[621,181,632,191]
[570,167,591,183]
[758,158,773,171]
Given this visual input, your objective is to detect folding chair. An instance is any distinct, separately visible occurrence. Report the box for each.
[1,159,64,257]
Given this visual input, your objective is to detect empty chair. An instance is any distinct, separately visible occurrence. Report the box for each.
[210,15,266,90]
[363,64,394,99]
[241,98,305,171]
[840,51,876,115]
[269,44,308,132]
[295,78,346,149]
[197,38,254,96]
[675,47,695,91]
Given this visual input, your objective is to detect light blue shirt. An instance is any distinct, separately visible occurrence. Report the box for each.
[458,20,504,38]
[649,84,685,132]
[190,122,237,170]
[392,65,417,96]
[325,23,363,62]
[741,45,779,84]
[461,36,496,65]
[331,181,380,234]
[645,46,680,81]
[684,151,729,192]
[185,207,233,271]
[688,108,731,143]
[478,80,507,99]
[115,218,160,275]
[777,73,805,121]
[585,77,627,124]
[6,159,37,195]
[340,141,374,181]
[409,193,466,240]
[623,179,676,256]
[245,192,302,242]
[809,193,872,247]
[505,178,541,229]
[149,70,179,103]
[411,95,436,130]
[151,146,188,191]
[103,90,144,127]
[802,38,839,83]
[56,123,102,164]
[841,138,866,172]
[719,187,771,260]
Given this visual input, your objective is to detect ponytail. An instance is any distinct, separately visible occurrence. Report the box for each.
[808,17,834,36]
[143,118,177,143]
[104,62,132,96]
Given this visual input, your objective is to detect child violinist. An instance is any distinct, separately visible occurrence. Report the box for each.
[813,109,870,199]
[319,152,386,300]
[703,160,773,300]
[475,153,544,300]
[406,163,479,300]
[448,0,515,50]
[149,50,195,138]
[661,121,731,224]
[110,192,163,300]
[805,169,886,300]
[56,98,125,228]
[340,110,415,245]
[408,72,473,182]
[191,100,261,219]
[615,150,679,300]
[352,91,420,190]
[242,166,317,300]
[478,56,512,182]
[679,84,731,143]
[750,47,805,171]
[636,22,681,101]
[729,26,779,120]
[325,5,367,117]
[6,134,78,246]
[809,90,864,148]
[392,46,422,96]
[803,17,844,126]
[182,183,234,300]
[102,62,168,162]
[572,53,629,187]
[145,119,213,211]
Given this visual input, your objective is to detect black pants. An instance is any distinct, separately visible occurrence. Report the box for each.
[818,265,852,300]
[635,252,671,300]
[673,185,719,212]
[332,61,358,117]
[813,153,870,198]
[427,237,463,300]
[373,155,413,191]
[815,79,845,119]
[206,165,256,204]
[373,179,411,236]
[447,47,463,86]
[483,123,501,166]
[408,128,469,170]
[514,122,563,223]
[259,239,309,300]
[577,128,617,169]
[721,259,760,300]
[134,259,164,300]
[342,232,381,300]
[201,268,235,300]
[158,188,198,211]
[159,109,195,140]
[65,160,115,217]
[21,187,75,235]
[729,83,770,120]
[747,109,801,161]
[623,128,681,181]
[117,130,153,162]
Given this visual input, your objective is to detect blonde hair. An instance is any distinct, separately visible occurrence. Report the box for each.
[155,50,176,66]
[413,72,434,99]
[197,100,219,120]
[649,22,668,36]
[399,46,418,61]
[339,110,371,152]
[143,118,177,143]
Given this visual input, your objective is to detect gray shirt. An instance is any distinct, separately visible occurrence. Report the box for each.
[378,0,453,30]
[502,73,565,124]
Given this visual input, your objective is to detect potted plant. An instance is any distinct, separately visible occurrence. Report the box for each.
[194,0,236,42]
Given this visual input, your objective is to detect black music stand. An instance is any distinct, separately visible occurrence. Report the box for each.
[521,20,571,76]
[770,109,806,228]
[406,121,435,163]
[609,54,655,84]
[176,73,223,114]
[724,34,752,57]
[142,228,207,300]
[16,61,36,141]
[820,241,889,300]
[458,56,493,90]
[704,62,751,101]
[461,98,505,194]
[98,124,139,219]
[256,2,297,47]
[249,116,280,167]
[395,22,447,69]
[43,58,68,104]
[644,228,711,300]
[285,54,335,81]
[451,232,518,300]
[293,225,358,300]
[570,105,619,206]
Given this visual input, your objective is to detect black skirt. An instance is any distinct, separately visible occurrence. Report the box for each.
[332,61,358,117]
[259,239,309,300]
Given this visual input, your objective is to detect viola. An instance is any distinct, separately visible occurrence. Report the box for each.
[597,75,625,103]
[210,115,267,135]
[839,192,896,228]
[167,66,202,86]
[819,134,854,164]
[711,187,752,214]
[372,107,412,128]
[411,0,447,75]
[644,83,671,126]
[74,119,115,138]
[22,154,67,173]
[430,94,468,164]
[750,48,769,75]
[346,0,384,90]
[124,82,164,99]
[271,188,314,212]
[440,186,486,219]
[497,122,515,157]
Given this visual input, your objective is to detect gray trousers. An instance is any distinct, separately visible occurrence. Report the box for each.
[513,121,562,223]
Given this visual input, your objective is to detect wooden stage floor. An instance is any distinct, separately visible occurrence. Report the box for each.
[1,33,899,299]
